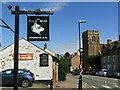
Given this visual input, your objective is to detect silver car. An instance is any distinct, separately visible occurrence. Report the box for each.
[99,69,108,76]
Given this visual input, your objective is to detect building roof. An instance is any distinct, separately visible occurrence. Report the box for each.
[1,38,44,52]
[101,40,120,56]
[1,38,59,62]
[82,30,99,35]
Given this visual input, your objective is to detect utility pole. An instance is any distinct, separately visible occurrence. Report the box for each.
[13,6,19,90]
[7,5,54,90]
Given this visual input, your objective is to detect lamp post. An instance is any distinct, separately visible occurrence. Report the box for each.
[78,20,86,90]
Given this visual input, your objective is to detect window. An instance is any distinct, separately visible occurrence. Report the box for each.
[113,55,116,62]
[2,70,12,75]
[108,56,110,63]
[107,64,112,70]
[103,57,106,63]
[113,65,116,70]
[92,36,96,42]
[40,53,49,67]
[18,70,24,74]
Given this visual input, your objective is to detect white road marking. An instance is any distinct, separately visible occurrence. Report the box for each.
[92,85,97,88]
[84,82,87,85]
[82,82,87,88]
[114,85,119,88]
[112,79,118,81]
[104,81,107,83]
[102,85,111,89]
[97,79,99,81]
[112,83,118,85]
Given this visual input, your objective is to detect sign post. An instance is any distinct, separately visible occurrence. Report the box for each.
[8,5,54,90]
[13,6,19,90]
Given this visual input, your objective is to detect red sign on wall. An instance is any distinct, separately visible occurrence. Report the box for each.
[12,54,33,60]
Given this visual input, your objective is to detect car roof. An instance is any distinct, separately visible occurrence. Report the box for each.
[74,69,79,70]
[2,69,30,72]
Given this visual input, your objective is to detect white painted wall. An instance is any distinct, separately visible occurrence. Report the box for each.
[0,38,53,80]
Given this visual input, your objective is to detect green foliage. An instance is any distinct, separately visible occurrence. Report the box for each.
[64,52,70,57]
[58,52,70,81]
[87,55,101,70]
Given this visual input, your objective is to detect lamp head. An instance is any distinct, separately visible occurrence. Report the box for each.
[78,20,87,23]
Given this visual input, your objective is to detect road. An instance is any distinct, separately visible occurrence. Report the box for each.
[73,74,120,90]
[1,74,120,90]
[54,73,119,89]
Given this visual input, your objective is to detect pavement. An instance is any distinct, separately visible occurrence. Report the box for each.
[0,82,50,90]
[0,74,81,90]
[54,73,79,89]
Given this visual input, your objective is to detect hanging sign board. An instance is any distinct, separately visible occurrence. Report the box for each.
[27,16,49,41]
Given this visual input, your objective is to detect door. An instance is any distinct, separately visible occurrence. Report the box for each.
[2,69,13,85]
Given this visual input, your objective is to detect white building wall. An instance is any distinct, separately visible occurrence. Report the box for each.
[0,39,53,80]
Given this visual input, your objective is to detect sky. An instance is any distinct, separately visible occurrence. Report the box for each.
[0,1,119,54]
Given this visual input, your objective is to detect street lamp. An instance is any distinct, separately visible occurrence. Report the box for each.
[78,20,86,69]
[78,20,86,90]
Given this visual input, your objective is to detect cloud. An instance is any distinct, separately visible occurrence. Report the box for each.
[22,8,27,11]
[52,41,79,54]
[0,1,8,4]
[41,2,68,11]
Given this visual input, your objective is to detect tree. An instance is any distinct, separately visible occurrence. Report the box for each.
[58,52,70,81]
[87,55,101,70]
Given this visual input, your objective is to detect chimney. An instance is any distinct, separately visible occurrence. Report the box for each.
[107,39,112,44]
[44,43,47,50]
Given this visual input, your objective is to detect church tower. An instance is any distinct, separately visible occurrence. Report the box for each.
[82,30,101,67]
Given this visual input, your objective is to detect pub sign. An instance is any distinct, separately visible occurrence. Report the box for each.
[27,16,49,41]
[40,53,49,66]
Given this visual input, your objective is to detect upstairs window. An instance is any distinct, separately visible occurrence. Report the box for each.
[92,36,96,42]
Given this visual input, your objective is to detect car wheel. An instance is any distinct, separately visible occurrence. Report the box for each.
[21,79,30,87]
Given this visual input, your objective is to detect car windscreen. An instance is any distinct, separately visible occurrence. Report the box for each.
[74,70,80,72]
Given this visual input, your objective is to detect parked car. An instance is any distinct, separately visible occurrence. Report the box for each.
[1,69,35,87]
[91,70,99,75]
[72,69,80,75]
[107,70,114,77]
[96,71,100,76]
[99,69,108,76]
[83,70,91,75]
[112,71,120,78]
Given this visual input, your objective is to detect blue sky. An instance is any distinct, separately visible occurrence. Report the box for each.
[1,1,119,54]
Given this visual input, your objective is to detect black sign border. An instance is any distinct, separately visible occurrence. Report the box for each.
[27,16,49,41]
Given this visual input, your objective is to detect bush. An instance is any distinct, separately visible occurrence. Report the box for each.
[58,69,66,81]
[58,52,70,81]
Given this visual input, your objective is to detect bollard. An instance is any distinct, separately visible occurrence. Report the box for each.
[78,75,82,90]
[50,79,53,89]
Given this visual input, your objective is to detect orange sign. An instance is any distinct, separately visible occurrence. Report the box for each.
[12,54,33,60]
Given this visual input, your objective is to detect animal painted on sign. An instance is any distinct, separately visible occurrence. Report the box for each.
[31,22,44,36]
